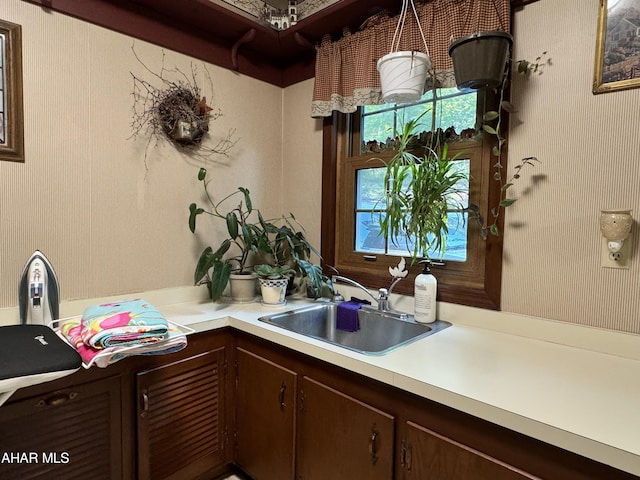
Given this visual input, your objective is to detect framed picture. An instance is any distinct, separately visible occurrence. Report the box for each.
[593,0,640,94]
[0,19,24,162]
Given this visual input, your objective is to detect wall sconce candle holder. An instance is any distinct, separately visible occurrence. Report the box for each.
[599,209,633,268]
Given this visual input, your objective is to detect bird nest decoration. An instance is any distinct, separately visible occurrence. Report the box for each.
[130,45,236,164]
[157,87,212,145]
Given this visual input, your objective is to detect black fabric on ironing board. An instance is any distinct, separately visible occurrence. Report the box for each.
[0,325,81,380]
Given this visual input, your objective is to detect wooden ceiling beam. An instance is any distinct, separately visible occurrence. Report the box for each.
[22,0,542,87]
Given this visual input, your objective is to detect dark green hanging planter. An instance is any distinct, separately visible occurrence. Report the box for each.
[448,31,513,90]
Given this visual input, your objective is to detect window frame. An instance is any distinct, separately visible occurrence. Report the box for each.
[321,90,506,310]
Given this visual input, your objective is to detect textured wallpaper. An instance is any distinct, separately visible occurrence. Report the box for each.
[502,0,640,333]
[0,1,285,311]
[2,0,639,335]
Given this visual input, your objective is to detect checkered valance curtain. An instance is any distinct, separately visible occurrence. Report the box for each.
[311,0,511,118]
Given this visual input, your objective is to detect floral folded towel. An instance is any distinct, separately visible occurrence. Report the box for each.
[60,319,108,366]
[61,319,187,368]
[80,299,169,349]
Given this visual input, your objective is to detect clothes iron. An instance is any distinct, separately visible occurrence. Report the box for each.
[18,250,60,325]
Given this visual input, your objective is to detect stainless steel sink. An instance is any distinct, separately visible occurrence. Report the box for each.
[258,303,450,355]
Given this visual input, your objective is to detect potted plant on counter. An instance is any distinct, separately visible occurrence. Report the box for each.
[189,167,327,302]
[188,169,261,302]
[261,218,330,298]
[254,264,296,305]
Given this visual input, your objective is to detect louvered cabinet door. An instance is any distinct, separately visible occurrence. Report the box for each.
[0,375,123,480]
[136,347,226,480]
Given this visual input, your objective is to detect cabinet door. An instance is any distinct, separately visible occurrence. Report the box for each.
[297,376,394,480]
[235,347,297,480]
[0,375,123,480]
[136,347,226,480]
[401,420,539,480]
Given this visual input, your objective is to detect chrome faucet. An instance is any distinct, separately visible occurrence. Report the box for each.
[331,275,389,311]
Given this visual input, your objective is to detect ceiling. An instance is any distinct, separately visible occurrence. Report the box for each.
[215,0,341,24]
[25,0,537,87]
[122,0,404,84]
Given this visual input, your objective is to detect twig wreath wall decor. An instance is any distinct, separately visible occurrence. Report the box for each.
[130,45,237,167]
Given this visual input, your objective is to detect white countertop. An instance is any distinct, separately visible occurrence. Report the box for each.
[2,286,639,476]
[153,294,640,477]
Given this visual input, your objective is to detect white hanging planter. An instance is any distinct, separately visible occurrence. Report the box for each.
[377,51,431,104]
[377,0,431,104]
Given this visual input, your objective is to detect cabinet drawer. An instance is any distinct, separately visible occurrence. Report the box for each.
[0,375,123,480]
[403,421,539,480]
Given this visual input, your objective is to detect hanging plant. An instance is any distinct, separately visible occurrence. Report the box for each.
[472,52,549,238]
[378,111,469,262]
[129,44,237,166]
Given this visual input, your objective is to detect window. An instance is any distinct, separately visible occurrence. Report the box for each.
[355,88,476,262]
[321,88,505,309]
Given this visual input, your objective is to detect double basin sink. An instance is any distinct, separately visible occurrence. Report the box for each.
[259,303,450,355]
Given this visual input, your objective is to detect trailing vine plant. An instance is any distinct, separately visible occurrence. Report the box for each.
[129,44,237,169]
[473,51,549,239]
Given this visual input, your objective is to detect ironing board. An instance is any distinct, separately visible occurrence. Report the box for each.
[0,324,82,406]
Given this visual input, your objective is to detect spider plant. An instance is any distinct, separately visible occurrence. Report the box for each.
[379,111,468,263]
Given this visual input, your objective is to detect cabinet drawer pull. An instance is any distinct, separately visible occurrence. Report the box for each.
[36,391,78,407]
[403,442,412,472]
[141,391,149,418]
[369,426,378,465]
[299,388,305,414]
[279,382,287,411]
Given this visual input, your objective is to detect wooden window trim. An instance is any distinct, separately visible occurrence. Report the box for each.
[321,101,506,310]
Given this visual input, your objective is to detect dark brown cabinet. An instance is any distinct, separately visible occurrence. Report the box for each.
[136,347,227,480]
[233,341,394,480]
[0,329,231,480]
[1,328,637,480]
[0,375,124,480]
[234,333,638,480]
[399,420,538,480]
[235,347,297,480]
[297,376,394,480]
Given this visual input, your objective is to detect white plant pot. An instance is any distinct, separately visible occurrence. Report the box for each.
[377,51,431,104]
[228,272,258,303]
[259,278,289,305]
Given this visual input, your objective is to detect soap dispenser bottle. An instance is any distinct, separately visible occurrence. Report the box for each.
[414,260,437,324]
